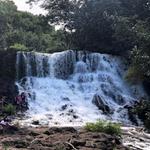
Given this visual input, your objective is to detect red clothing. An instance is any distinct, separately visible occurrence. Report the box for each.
[15,95,22,105]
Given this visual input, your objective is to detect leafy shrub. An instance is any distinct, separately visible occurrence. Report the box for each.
[85,120,121,135]
[125,65,144,84]
[105,122,121,135]
[3,104,16,115]
[132,99,150,131]
[9,43,28,51]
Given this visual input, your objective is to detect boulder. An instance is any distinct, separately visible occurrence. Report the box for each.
[48,127,77,134]
[61,104,68,111]
[32,120,40,125]
[115,95,125,105]
[71,139,86,147]
[92,94,111,114]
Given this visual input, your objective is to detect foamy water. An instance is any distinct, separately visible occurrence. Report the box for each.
[15,50,145,126]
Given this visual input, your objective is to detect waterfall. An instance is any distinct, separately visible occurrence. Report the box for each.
[16,50,146,126]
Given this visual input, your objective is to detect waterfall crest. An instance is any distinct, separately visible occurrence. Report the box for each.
[16,50,145,126]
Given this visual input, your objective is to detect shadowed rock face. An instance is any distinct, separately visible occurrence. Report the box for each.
[0,50,16,80]
[0,78,18,102]
[92,94,111,114]
[143,81,150,96]
[0,50,18,101]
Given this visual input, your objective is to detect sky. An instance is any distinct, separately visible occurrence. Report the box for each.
[12,0,62,30]
[13,0,46,15]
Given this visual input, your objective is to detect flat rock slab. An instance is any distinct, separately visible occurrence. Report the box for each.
[0,127,128,150]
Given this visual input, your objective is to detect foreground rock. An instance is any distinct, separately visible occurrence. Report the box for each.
[122,127,150,150]
[0,127,128,150]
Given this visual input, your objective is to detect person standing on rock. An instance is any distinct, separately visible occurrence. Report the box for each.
[21,92,28,110]
[15,95,22,110]
[15,92,28,111]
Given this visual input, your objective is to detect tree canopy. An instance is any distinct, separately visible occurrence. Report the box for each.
[27,0,150,83]
[0,0,150,83]
[0,0,67,52]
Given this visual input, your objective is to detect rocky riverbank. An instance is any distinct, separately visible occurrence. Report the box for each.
[122,127,150,150]
[0,126,128,150]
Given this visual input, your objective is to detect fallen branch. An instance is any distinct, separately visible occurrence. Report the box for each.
[65,142,78,150]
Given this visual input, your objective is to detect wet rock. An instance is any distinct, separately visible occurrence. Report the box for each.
[69,109,74,113]
[32,120,40,125]
[29,131,40,136]
[15,141,28,148]
[92,94,111,114]
[61,104,68,110]
[114,137,122,145]
[25,135,34,141]
[115,95,125,105]
[73,115,79,119]
[48,127,77,134]
[71,139,86,147]
[127,108,138,126]
[59,113,64,116]
[43,130,51,135]
[62,97,70,101]
[0,125,18,135]
[2,137,29,148]
[123,104,138,125]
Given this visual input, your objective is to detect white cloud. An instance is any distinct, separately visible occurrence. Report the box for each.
[13,0,46,15]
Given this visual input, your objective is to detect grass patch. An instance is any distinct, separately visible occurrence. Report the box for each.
[3,104,16,115]
[2,143,9,150]
[85,120,121,135]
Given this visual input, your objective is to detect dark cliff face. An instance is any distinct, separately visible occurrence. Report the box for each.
[143,81,150,96]
[0,50,16,79]
[0,50,18,100]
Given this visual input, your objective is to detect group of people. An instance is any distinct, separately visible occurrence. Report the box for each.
[0,92,28,113]
[15,92,28,110]
[0,92,29,133]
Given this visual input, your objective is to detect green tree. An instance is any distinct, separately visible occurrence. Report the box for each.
[0,0,67,52]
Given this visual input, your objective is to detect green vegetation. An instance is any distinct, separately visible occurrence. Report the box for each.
[0,0,67,52]
[2,144,9,150]
[10,43,28,51]
[28,0,150,88]
[3,104,16,115]
[132,99,150,131]
[125,65,144,84]
[85,120,121,135]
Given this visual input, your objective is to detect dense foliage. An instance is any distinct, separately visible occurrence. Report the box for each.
[28,0,150,86]
[132,99,150,131]
[0,0,67,52]
[85,120,121,135]
[3,103,16,115]
[0,0,149,86]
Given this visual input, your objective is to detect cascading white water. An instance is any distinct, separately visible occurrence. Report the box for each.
[16,50,145,126]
